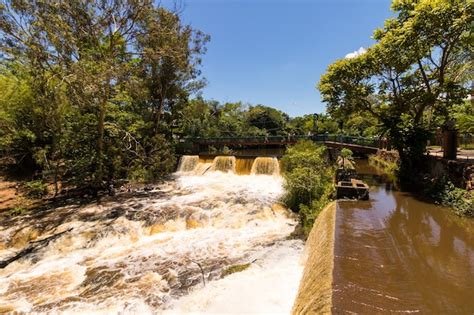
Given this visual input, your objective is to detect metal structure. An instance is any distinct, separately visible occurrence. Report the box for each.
[178,134,381,154]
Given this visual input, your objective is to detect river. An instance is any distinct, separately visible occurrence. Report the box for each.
[2,156,472,313]
[0,156,304,313]
[332,160,474,313]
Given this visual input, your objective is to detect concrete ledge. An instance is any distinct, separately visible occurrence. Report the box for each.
[292,202,336,315]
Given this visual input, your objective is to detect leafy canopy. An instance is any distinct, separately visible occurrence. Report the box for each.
[319,0,472,170]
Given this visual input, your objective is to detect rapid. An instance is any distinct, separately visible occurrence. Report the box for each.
[0,155,304,314]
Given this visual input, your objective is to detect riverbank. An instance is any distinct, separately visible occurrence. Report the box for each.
[369,149,473,217]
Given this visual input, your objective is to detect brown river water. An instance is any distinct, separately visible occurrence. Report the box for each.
[332,160,474,313]
[1,156,472,314]
[0,156,303,313]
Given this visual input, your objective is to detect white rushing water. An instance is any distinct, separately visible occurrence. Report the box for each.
[0,162,304,314]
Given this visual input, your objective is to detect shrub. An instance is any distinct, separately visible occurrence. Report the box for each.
[221,146,233,155]
[440,182,473,217]
[282,140,335,234]
[8,206,28,217]
[340,148,353,166]
[368,154,399,182]
[424,176,473,217]
[23,180,48,198]
[129,134,176,183]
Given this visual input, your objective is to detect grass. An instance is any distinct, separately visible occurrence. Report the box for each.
[7,205,29,217]
[459,143,474,150]
[368,155,399,182]
[428,144,474,150]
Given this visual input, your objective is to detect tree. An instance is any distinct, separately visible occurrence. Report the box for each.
[245,105,288,135]
[340,148,353,168]
[344,112,380,137]
[134,7,209,134]
[0,1,208,189]
[1,1,149,187]
[319,0,473,177]
[451,101,474,134]
[282,140,334,234]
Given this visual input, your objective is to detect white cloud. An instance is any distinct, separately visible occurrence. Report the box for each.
[345,47,367,59]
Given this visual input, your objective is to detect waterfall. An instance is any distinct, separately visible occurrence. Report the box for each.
[177,155,280,176]
[251,157,280,176]
[236,158,255,175]
[177,155,199,173]
[0,166,299,313]
[211,156,236,173]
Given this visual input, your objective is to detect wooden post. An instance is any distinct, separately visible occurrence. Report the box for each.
[443,129,457,160]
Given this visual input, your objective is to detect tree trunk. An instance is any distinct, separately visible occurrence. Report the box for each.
[53,166,59,198]
[96,99,106,190]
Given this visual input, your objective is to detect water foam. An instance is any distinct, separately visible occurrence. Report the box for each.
[0,169,301,313]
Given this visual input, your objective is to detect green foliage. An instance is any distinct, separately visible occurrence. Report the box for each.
[286,113,341,135]
[344,112,380,137]
[339,148,354,169]
[451,101,474,134]
[297,189,334,236]
[340,148,353,160]
[136,134,177,183]
[319,0,472,175]
[245,105,289,135]
[177,99,292,138]
[424,176,473,217]
[177,98,371,140]
[23,180,48,198]
[8,206,28,217]
[388,114,432,179]
[282,141,335,234]
[221,146,233,155]
[0,2,208,189]
[440,182,473,217]
[368,155,399,181]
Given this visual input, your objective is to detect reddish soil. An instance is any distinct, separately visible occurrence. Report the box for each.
[0,178,20,212]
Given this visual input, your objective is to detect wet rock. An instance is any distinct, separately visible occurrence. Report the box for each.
[10,227,39,248]
[144,185,154,192]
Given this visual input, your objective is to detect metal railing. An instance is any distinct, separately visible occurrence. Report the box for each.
[181,134,380,148]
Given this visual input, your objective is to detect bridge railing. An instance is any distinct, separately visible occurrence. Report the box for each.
[181,134,380,148]
[325,135,380,148]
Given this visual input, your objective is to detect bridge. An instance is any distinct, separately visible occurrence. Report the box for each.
[178,134,381,155]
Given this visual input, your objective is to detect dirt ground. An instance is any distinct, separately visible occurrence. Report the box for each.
[0,178,21,212]
[0,177,44,217]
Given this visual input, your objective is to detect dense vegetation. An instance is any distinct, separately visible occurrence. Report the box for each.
[177,98,384,139]
[282,141,335,235]
[0,0,379,197]
[319,0,473,179]
[423,176,473,217]
[0,0,471,222]
[0,1,213,192]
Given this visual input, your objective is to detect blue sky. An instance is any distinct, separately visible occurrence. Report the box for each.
[164,0,393,117]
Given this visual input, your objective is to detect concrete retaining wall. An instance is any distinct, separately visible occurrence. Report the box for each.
[292,202,336,315]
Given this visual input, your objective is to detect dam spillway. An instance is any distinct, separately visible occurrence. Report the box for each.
[177,155,281,176]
